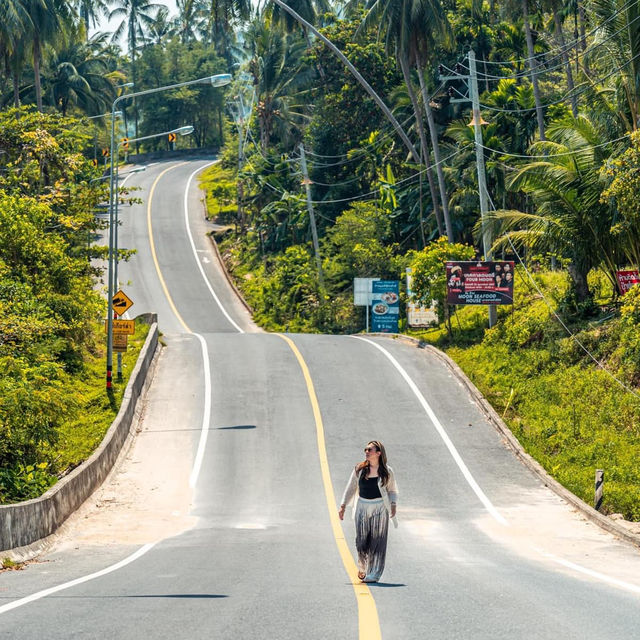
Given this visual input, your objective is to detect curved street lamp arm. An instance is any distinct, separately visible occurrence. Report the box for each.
[267,0,420,164]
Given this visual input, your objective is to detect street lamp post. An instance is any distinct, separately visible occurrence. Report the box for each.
[105,75,230,389]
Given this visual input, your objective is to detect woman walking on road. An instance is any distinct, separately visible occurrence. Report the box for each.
[338,440,398,583]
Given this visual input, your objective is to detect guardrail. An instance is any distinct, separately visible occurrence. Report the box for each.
[0,315,159,557]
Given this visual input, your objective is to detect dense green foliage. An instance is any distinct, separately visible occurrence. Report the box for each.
[0,107,147,504]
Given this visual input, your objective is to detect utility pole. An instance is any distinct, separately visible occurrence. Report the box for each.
[236,95,245,229]
[440,50,496,327]
[299,143,324,289]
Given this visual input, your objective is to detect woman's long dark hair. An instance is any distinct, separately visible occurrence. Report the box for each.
[356,440,390,486]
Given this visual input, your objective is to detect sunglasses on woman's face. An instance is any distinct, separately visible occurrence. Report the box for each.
[364,447,378,453]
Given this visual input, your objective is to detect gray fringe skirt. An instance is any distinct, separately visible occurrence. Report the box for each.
[355,497,389,583]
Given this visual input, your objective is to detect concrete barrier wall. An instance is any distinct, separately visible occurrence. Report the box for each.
[0,318,159,554]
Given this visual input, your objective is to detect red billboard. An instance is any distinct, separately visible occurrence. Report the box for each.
[616,269,640,295]
[446,261,515,305]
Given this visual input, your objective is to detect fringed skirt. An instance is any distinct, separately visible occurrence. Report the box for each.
[355,497,389,583]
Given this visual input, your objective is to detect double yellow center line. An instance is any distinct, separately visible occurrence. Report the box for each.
[147,163,382,639]
[277,335,382,640]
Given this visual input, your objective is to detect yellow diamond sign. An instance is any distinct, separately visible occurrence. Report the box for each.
[112,290,134,316]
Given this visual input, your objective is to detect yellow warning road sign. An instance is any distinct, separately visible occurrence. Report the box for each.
[112,290,134,316]
[105,319,135,335]
[113,333,128,352]
[121,137,129,150]
[168,132,177,143]
[102,148,109,157]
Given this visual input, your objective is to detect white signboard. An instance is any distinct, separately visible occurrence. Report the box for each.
[406,268,437,327]
[353,278,380,306]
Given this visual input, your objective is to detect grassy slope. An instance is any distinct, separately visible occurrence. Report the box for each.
[411,271,640,520]
[55,319,150,471]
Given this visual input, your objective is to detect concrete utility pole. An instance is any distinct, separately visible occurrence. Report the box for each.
[268,0,421,165]
[440,51,496,328]
[299,144,324,289]
[236,94,246,229]
[468,50,497,328]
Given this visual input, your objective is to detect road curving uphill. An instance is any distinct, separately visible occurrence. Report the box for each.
[2,159,640,640]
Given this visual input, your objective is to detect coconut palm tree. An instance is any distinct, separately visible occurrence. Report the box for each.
[75,0,110,33]
[353,0,454,240]
[547,0,577,117]
[246,17,310,151]
[589,0,640,131]
[487,115,626,301]
[206,0,251,67]
[521,0,546,140]
[146,6,177,46]
[175,0,207,43]
[23,0,72,111]
[110,0,162,144]
[0,0,31,107]
[45,30,119,115]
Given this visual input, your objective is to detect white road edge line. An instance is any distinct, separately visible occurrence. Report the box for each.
[183,162,244,334]
[534,548,640,594]
[0,543,156,615]
[189,333,213,488]
[352,336,509,527]
[356,337,640,595]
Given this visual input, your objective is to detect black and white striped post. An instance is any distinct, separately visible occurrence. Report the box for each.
[594,469,604,511]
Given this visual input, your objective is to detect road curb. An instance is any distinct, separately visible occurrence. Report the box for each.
[0,317,160,559]
[367,332,640,550]
[207,233,256,316]
[197,175,257,319]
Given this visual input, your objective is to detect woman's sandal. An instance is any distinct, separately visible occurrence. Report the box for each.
[357,571,366,581]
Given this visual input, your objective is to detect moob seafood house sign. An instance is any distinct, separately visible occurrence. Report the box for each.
[446,261,515,305]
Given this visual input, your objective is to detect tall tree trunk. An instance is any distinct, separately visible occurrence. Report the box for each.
[568,262,591,302]
[417,62,454,241]
[578,2,590,78]
[552,2,577,117]
[398,55,444,237]
[5,54,20,108]
[522,0,546,140]
[13,69,20,108]
[33,37,43,112]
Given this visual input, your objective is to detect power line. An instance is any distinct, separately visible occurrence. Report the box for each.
[478,133,629,159]
[484,186,640,400]
[452,9,640,82]
[256,146,471,204]
[479,0,638,66]
[476,50,640,114]
[303,113,416,161]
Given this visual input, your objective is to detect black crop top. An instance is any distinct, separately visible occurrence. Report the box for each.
[359,473,382,499]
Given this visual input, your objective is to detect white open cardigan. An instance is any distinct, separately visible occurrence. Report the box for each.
[340,465,399,528]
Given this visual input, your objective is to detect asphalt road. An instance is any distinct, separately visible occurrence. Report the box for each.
[2,159,640,639]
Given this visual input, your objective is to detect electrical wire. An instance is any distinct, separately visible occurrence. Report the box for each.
[303,113,416,160]
[484,186,640,400]
[255,145,471,204]
[478,0,638,66]
[478,133,630,159]
[449,9,640,82]
[477,49,640,114]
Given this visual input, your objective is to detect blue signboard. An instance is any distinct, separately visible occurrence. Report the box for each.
[371,280,399,333]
